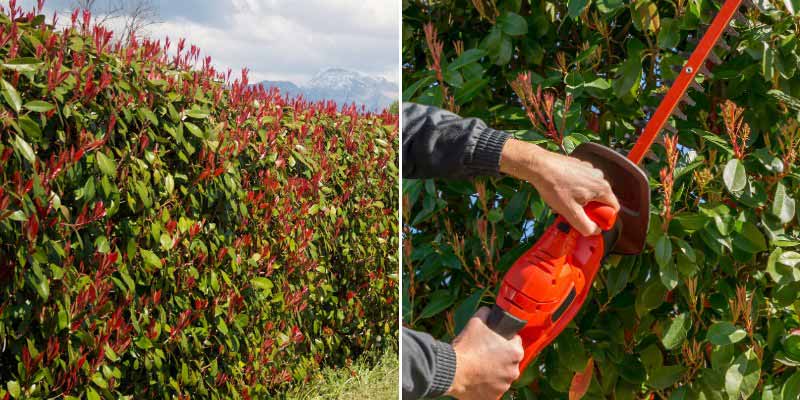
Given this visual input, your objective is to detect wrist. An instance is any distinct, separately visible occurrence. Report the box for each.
[445,343,466,398]
[499,139,546,182]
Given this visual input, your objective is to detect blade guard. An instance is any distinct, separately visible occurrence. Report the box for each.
[572,143,650,255]
[489,143,650,372]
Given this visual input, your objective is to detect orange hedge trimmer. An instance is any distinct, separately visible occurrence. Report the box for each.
[487,0,752,373]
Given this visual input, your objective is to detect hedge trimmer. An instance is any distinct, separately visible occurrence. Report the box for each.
[486,0,753,373]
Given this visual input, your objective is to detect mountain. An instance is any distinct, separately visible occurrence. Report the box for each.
[257,68,397,112]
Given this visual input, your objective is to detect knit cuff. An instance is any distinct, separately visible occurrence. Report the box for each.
[468,128,511,176]
[427,341,457,397]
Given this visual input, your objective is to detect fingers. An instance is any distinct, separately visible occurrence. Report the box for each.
[564,204,600,237]
[596,185,620,211]
[509,335,524,363]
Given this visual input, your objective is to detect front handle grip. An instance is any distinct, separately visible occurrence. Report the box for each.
[486,304,527,340]
[584,201,617,231]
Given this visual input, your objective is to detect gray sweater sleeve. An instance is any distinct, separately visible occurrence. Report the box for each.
[402,328,457,399]
[402,102,511,179]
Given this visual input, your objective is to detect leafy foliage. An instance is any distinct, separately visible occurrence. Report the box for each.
[403,0,800,398]
[0,1,398,398]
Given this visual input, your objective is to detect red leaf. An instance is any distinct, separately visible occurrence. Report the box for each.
[569,357,594,400]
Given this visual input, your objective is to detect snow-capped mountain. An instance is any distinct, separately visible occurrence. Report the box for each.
[257,68,397,111]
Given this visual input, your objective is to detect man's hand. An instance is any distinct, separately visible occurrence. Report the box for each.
[499,139,620,236]
[445,307,523,400]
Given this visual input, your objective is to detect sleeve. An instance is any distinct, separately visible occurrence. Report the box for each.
[402,102,511,180]
[402,328,457,399]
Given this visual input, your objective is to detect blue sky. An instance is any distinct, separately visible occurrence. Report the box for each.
[21,0,399,84]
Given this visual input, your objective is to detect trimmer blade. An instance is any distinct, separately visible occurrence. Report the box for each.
[681,94,697,107]
[707,51,723,65]
[699,65,714,78]
[689,80,704,93]
[716,39,731,52]
[672,107,687,120]
[725,25,739,37]
[733,11,748,24]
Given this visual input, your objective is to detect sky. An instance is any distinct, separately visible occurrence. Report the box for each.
[19,0,400,84]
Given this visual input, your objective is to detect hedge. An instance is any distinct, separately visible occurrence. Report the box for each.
[0,2,398,398]
[403,0,800,398]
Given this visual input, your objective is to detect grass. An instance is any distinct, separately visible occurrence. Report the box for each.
[286,344,398,400]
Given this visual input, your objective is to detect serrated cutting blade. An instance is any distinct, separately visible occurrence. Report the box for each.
[627,0,744,165]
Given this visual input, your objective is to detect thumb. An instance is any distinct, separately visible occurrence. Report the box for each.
[564,204,600,237]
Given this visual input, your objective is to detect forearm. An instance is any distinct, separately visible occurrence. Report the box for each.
[401,102,511,180]
[402,328,457,399]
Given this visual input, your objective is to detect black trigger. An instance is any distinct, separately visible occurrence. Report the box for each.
[552,287,577,322]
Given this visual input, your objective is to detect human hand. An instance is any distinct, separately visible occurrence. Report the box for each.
[445,307,523,400]
[499,138,620,236]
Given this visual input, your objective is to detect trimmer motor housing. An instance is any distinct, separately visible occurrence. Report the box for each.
[487,143,650,371]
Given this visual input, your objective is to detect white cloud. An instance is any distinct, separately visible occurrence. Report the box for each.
[23,0,400,84]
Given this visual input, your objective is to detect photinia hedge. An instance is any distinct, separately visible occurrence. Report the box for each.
[0,1,398,398]
[403,0,800,398]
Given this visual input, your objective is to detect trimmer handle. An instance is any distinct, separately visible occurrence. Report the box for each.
[584,201,617,231]
[486,304,527,339]
[486,202,617,339]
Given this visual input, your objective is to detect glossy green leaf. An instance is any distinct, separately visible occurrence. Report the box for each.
[723,159,747,193]
[2,78,21,112]
[23,100,55,112]
[662,313,691,350]
[707,322,747,345]
[498,12,527,36]
[420,290,456,319]
[724,348,760,399]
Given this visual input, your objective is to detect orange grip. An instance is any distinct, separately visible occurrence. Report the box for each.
[584,202,617,231]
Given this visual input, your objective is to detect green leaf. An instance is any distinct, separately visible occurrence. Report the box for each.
[186,108,209,119]
[655,235,673,268]
[497,12,527,36]
[184,121,205,138]
[86,387,100,400]
[251,277,273,292]
[2,57,43,72]
[632,1,660,32]
[23,100,55,112]
[96,152,117,176]
[596,0,624,13]
[420,290,456,319]
[662,313,691,350]
[614,56,642,97]
[782,371,800,399]
[13,135,36,164]
[648,365,685,390]
[723,159,747,193]
[217,318,229,334]
[724,348,760,399]
[772,182,796,224]
[140,249,162,269]
[18,115,42,140]
[454,289,485,334]
[636,280,666,317]
[658,18,681,49]
[2,78,22,112]
[447,49,487,71]
[7,381,20,398]
[707,321,747,345]
[504,190,529,224]
[733,222,767,254]
[455,77,489,104]
[567,0,591,19]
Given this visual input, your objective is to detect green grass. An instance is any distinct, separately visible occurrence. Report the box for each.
[286,344,398,400]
